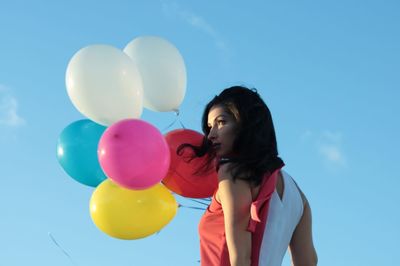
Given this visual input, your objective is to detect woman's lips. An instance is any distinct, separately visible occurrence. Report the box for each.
[212,143,221,149]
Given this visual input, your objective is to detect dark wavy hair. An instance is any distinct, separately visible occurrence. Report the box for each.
[179,85,284,186]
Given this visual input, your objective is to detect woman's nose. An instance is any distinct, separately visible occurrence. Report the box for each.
[207,126,217,141]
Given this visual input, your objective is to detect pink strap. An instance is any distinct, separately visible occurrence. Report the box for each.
[247,169,280,233]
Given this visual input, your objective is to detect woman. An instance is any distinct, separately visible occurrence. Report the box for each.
[183,86,317,266]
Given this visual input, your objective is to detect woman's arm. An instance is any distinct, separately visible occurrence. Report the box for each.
[289,194,318,266]
[217,164,252,266]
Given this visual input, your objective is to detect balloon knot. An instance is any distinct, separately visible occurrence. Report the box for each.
[173,109,180,116]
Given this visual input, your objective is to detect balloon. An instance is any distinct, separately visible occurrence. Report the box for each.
[98,119,170,190]
[66,44,143,126]
[57,119,107,187]
[123,36,186,112]
[163,129,218,198]
[90,180,177,240]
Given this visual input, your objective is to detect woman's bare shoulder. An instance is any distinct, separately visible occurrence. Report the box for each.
[216,163,252,203]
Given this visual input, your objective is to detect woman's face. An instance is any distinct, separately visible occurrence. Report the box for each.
[207,105,239,157]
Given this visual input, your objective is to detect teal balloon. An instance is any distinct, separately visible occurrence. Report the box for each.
[57,119,107,187]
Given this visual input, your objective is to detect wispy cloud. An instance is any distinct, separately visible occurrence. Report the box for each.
[161,1,229,54]
[0,85,25,127]
[318,143,345,165]
[301,129,346,168]
[317,130,346,167]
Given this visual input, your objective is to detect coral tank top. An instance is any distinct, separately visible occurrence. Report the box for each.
[198,167,281,266]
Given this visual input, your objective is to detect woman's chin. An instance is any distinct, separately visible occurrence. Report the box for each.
[215,150,231,158]
[215,150,224,157]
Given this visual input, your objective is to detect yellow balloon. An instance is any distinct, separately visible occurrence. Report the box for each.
[90,179,177,239]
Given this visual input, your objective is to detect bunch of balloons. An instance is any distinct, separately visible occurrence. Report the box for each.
[57,36,217,240]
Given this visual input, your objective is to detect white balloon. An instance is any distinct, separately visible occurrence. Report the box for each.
[66,45,143,126]
[123,36,186,112]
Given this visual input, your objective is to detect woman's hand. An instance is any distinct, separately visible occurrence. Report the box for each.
[217,163,252,266]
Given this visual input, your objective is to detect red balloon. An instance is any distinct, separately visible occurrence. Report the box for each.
[163,129,218,198]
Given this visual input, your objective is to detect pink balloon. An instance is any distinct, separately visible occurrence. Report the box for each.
[98,119,170,190]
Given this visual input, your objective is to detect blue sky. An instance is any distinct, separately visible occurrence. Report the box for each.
[1,1,399,265]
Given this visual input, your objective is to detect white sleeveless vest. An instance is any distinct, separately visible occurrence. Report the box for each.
[258,171,304,266]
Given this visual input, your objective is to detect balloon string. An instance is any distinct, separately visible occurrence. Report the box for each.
[162,109,185,132]
[197,197,212,202]
[188,199,210,206]
[175,109,186,129]
[48,232,78,265]
[163,118,178,132]
[178,203,206,211]
[178,119,186,129]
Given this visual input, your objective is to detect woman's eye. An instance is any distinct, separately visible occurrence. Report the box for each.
[217,120,226,125]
